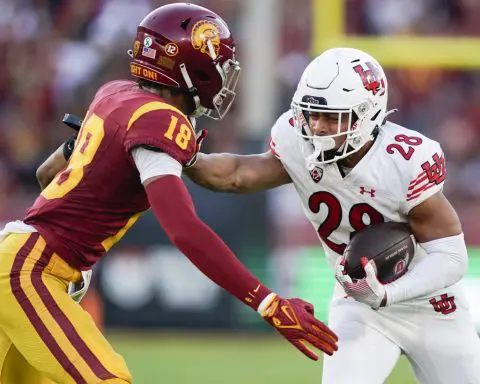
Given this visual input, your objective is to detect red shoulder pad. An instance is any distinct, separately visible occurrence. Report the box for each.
[124,102,196,166]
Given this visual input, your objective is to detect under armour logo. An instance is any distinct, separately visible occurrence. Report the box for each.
[359,187,375,197]
[429,294,456,315]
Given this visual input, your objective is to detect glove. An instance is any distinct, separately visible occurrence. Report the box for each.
[335,257,386,310]
[68,270,92,303]
[185,129,208,168]
[260,294,338,360]
[63,133,78,161]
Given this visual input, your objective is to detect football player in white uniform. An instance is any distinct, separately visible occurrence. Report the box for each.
[186,48,480,383]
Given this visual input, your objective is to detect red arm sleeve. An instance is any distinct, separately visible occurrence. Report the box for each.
[145,175,272,310]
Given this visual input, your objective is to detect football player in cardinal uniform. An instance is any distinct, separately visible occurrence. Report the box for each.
[0,4,337,384]
[186,48,480,383]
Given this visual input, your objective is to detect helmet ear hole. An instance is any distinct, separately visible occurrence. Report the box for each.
[194,70,210,82]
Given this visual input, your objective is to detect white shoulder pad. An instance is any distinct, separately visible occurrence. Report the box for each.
[269,110,297,160]
[382,123,446,213]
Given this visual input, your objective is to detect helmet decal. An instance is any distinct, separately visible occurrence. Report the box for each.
[165,42,179,57]
[157,55,176,70]
[143,36,153,48]
[191,20,221,59]
[302,95,327,106]
[353,62,385,96]
[133,40,141,57]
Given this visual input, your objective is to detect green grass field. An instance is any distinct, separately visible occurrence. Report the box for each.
[108,331,416,383]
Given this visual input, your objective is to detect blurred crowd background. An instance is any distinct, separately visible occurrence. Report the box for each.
[1,0,480,240]
[1,1,479,381]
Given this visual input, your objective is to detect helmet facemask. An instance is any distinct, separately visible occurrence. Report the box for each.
[204,57,241,120]
[179,39,241,120]
[291,96,379,167]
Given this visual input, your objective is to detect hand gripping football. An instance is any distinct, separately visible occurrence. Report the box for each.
[343,222,416,283]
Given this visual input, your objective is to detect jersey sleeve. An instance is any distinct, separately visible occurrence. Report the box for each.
[270,111,295,160]
[404,138,446,213]
[124,106,196,166]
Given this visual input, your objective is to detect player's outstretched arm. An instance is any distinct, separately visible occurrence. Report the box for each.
[185,151,291,194]
[144,174,337,359]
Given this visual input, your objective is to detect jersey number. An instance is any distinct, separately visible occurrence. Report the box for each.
[42,113,105,200]
[164,115,192,150]
[386,134,423,160]
[308,191,384,254]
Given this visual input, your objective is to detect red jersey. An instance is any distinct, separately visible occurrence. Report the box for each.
[25,80,197,270]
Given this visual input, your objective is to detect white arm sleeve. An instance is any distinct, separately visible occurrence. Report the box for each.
[131,146,182,183]
[385,233,468,305]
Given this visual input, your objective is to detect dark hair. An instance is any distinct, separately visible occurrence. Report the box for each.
[137,79,196,115]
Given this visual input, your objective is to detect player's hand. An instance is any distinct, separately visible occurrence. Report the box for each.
[260,294,338,360]
[335,256,387,309]
[68,270,92,303]
[185,129,208,168]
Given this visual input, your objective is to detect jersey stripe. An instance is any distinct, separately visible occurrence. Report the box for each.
[101,211,145,251]
[127,101,195,136]
[269,138,280,159]
[31,247,117,381]
[10,233,88,384]
[408,172,428,190]
[406,182,438,201]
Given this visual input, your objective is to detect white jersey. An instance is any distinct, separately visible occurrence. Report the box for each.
[270,111,446,269]
[270,111,480,384]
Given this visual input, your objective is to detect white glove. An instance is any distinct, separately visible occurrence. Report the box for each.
[68,270,92,303]
[335,257,386,310]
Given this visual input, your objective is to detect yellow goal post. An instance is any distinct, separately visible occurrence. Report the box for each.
[312,0,480,68]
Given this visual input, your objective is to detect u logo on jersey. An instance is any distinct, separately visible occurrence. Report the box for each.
[429,294,456,315]
[421,153,446,185]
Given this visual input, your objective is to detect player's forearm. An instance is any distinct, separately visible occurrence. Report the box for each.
[36,144,68,190]
[146,176,272,310]
[385,234,467,305]
[185,152,245,192]
[186,152,291,194]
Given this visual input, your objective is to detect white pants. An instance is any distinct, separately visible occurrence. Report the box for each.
[322,282,480,384]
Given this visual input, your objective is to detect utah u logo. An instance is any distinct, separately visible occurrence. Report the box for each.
[353,62,385,96]
[421,153,446,185]
[429,294,456,315]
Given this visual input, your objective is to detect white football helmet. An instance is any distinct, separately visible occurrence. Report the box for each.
[291,48,388,167]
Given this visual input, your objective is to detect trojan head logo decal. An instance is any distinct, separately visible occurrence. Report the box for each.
[191,20,221,59]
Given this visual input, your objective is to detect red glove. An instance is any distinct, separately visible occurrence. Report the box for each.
[260,294,338,360]
[185,129,208,168]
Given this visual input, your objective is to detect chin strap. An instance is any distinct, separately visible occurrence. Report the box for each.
[179,63,206,118]
[384,108,398,120]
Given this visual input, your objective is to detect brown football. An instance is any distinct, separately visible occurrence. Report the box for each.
[343,222,416,283]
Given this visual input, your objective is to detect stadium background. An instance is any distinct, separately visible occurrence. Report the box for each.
[1,0,480,382]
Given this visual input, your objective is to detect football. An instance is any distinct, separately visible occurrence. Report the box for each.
[343,222,416,283]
